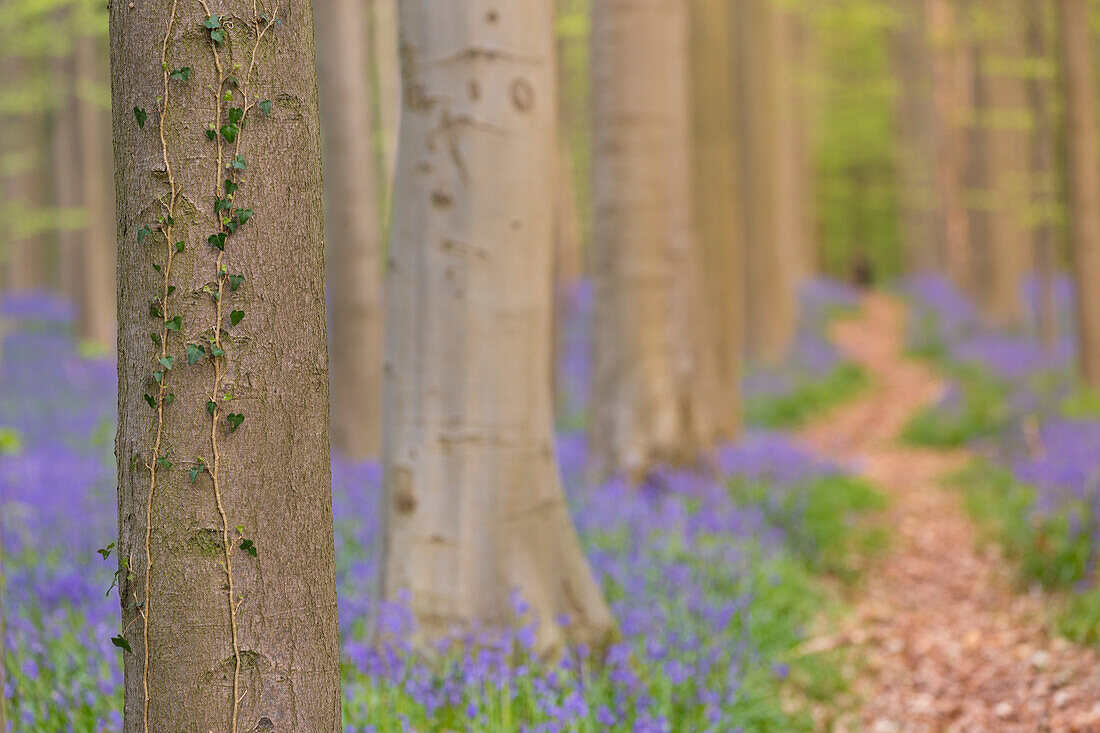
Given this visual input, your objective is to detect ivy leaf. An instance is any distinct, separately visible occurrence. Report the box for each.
[137,225,153,244]
[228,274,245,291]
[231,154,247,171]
[225,179,238,195]
[205,128,217,141]
[156,455,172,470]
[152,370,163,383]
[228,107,244,125]
[210,27,226,44]
[206,400,218,416]
[235,208,253,225]
[151,262,162,274]
[258,99,272,116]
[169,67,191,81]
[167,286,176,296]
[220,123,238,143]
[144,394,156,409]
[210,344,226,357]
[97,543,114,560]
[150,332,161,347]
[204,14,221,29]
[175,241,185,253]
[215,198,232,213]
[239,538,257,557]
[230,310,245,326]
[111,635,132,654]
[149,302,164,319]
[186,343,206,365]
[189,465,201,483]
[164,393,175,406]
[133,107,147,129]
[165,315,182,331]
[224,218,238,235]
[208,232,227,251]
[159,356,174,371]
[227,413,244,433]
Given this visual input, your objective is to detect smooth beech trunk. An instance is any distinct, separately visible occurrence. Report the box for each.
[1060,0,1100,387]
[381,0,615,654]
[371,0,401,200]
[317,0,383,459]
[1026,0,1057,351]
[590,0,717,477]
[690,0,743,441]
[110,2,341,729]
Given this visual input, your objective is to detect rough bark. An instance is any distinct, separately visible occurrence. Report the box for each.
[1026,0,1057,351]
[1060,0,1100,387]
[76,30,117,350]
[690,0,743,441]
[110,2,341,730]
[317,0,383,459]
[381,0,616,655]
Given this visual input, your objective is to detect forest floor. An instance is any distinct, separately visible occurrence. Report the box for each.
[798,293,1100,732]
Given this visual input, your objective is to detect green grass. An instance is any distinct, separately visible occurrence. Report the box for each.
[949,459,1100,645]
[900,366,1010,448]
[746,362,870,430]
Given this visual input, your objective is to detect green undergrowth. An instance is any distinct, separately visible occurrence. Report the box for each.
[948,460,1100,644]
[747,362,871,430]
[901,364,1011,448]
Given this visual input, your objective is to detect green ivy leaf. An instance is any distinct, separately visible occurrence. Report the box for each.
[137,225,153,244]
[204,14,221,28]
[149,302,164,319]
[231,154,247,171]
[153,370,163,383]
[210,27,226,44]
[156,455,172,470]
[133,107,147,129]
[239,538,257,557]
[228,274,245,291]
[97,543,114,561]
[227,413,244,433]
[169,67,191,81]
[175,241,185,253]
[111,635,132,654]
[215,198,232,213]
[220,123,238,143]
[228,107,244,125]
[189,465,201,483]
[206,400,218,416]
[208,232,227,251]
[151,262,161,274]
[150,332,161,347]
[230,310,245,326]
[144,394,157,409]
[210,344,226,357]
[225,179,238,195]
[258,99,272,116]
[224,218,238,234]
[165,315,182,331]
[235,208,254,225]
[159,356,174,371]
[186,343,206,365]
[164,393,174,406]
[205,128,217,141]
[167,286,176,296]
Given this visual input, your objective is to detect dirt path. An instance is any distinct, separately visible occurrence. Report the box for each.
[799,294,1100,732]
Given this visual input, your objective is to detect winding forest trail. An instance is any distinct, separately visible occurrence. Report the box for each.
[798,293,1100,732]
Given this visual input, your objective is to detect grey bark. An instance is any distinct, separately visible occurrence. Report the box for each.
[110,2,341,730]
[381,0,616,655]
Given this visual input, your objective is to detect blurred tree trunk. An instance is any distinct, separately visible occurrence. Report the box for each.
[110,1,341,729]
[1060,0,1100,387]
[690,0,743,441]
[591,0,716,477]
[985,2,1034,323]
[382,0,615,655]
[1,57,47,292]
[896,0,941,272]
[929,0,972,290]
[738,0,795,363]
[774,5,810,302]
[51,51,84,302]
[1026,0,1057,351]
[317,0,382,459]
[371,0,400,208]
[75,30,117,350]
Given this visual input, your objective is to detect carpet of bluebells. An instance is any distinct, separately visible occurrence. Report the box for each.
[2,279,877,732]
[905,273,1100,643]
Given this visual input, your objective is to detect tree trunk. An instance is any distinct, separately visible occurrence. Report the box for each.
[979,0,1031,326]
[110,3,341,730]
[1026,0,1057,351]
[76,30,117,350]
[317,0,383,460]
[1060,0,1100,387]
[773,5,808,304]
[590,0,716,477]
[51,50,85,303]
[1,56,47,293]
[929,0,972,289]
[690,0,743,441]
[381,0,615,655]
[371,0,401,206]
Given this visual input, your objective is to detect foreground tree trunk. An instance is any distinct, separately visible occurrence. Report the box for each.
[110,2,341,730]
[382,0,615,654]
[1060,0,1100,387]
[76,30,117,350]
[317,0,383,459]
[690,0,743,441]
